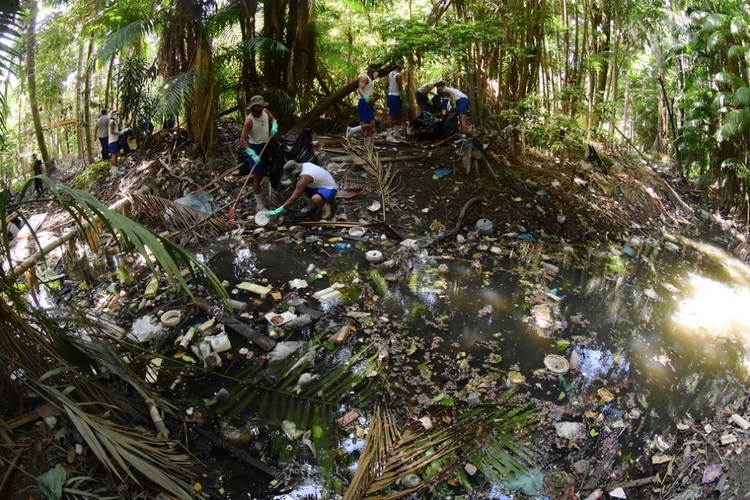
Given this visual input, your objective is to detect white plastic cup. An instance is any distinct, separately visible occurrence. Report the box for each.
[210,333,232,353]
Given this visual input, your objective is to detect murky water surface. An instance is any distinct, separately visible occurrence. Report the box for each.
[193,230,750,498]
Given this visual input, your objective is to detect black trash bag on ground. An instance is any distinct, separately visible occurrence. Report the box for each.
[440,110,459,138]
[413,111,440,141]
[268,129,317,189]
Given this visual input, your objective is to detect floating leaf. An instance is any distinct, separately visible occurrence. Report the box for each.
[589,429,599,437]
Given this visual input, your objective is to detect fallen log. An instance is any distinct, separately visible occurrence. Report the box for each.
[217,314,277,351]
[192,426,279,479]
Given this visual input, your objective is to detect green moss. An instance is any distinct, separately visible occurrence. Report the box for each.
[368,269,388,295]
[71,160,111,191]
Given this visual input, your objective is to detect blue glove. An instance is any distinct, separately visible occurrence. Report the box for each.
[361,93,370,103]
[270,121,278,137]
[266,206,286,217]
[246,148,261,166]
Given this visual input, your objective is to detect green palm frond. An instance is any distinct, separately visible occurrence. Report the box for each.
[730,16,747,34]
[735,87,750,107]
[343,394,537,500]
[714,71,742,89]
[707,30,729,53]
[719,108,750,140]
[94,19,157,65]
[156,71,201,124]
[241,37,289,55]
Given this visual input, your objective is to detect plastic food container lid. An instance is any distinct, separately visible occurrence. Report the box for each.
[348,227,366,237]
[255,212,269,226]
[365,250,383,262]
[544,354,570,374]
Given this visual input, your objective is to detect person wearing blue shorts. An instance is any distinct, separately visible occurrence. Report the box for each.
[240,95,278,211]
[437,84,470,135]
[108,111,120,175]
[346,64,380,152]
[265,160,339,220]
[415,81,439,113]
[385,61,408,142]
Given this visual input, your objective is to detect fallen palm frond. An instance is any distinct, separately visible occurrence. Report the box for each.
[127,193,233,246]
[345,143,397,222]
[344,391,537,500]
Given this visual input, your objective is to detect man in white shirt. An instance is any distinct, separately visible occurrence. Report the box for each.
[345,64,381,152]
[266,160,338,220]
[437,84,470,135]
[95,109,110,161]
[108,111,119,174]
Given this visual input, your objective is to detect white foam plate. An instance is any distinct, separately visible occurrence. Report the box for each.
[366,201,381,212]
[255,212,269,226]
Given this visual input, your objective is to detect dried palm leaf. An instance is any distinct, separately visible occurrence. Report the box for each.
[127,192,232,246]
[344,392,537,500]
[345,143,397,222]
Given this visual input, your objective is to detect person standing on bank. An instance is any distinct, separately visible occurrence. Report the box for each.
[386,61,408,142]
[108,111,120,174]
[265,160,338,220]
[437,84,470,135]
[345,64,380,152]
[239,95,278,212]
[32,153,43,195]
[95,109,110,161]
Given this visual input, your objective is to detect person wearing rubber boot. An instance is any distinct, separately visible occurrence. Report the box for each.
[265,161,338,220]
[385,61,408,142]
[240,95,278,212]
[345,64,380,153]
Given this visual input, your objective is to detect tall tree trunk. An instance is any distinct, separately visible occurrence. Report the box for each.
[239,0,258,107]
[83,36,95,163]
[105,55,115,111]
[75,36,85,161]
[26,0,51,171]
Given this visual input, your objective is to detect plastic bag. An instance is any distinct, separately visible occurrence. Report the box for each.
[268,129,317,188]
[440,110,459,138]
[413,111,440,141]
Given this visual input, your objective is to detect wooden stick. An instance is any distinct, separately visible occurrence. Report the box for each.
[228,139,272,221]
[0,450,23,499]
[190,163,242,195]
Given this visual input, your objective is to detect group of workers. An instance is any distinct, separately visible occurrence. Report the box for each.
[239,62,470,222]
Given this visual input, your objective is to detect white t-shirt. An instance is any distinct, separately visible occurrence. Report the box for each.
[388,70,401,96]
[301,163,337,190]
[359,74,374,99]
[108,119,119,144]
[444,86,468,100]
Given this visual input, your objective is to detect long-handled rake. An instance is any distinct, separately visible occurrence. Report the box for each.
[228,138,272,224]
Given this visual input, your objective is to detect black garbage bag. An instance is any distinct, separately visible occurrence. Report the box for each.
[413,111,440,141]
[268,128,318,189]
[440,110,459,138]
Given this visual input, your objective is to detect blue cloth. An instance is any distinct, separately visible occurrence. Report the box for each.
[358,98,375,123]
[246,142,269,175]
[108,142,119,154]
[440,98,449,111]
[456,97,470,115]
[387,95,403,117]
[415,91,428,106]
[306,187,337,203]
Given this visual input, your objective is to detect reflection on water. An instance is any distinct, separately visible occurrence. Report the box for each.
[197,232,750,497]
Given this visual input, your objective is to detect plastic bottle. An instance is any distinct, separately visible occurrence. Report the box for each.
[583,489,602,500]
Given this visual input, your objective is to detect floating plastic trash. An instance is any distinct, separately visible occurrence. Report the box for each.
[366,201,381,212]
[333,242,352,253]
[433,167,452,179]
[160,310,182,327]
[365,250,383,262]
[475,219,494,236]
[348,227,366,237]
[544,354,570,374]
[255,212,269,226]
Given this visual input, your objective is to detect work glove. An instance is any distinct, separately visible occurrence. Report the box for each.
[270,121,278,137]
[246,148,261,166]
[360,93,370,103]
[451,101,457,109]
[266,206,286,217]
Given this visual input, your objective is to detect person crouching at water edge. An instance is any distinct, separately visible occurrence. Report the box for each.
[265,161,338,220]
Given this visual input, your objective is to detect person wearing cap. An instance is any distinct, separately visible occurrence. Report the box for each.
[31,153,43,195]
[436,84,470,134]
[108,111,120,174]
[385,61,408,143]
[345,64,381,151]
[265,160,338,220]
[95,109,110,161]
[240,94,278,211]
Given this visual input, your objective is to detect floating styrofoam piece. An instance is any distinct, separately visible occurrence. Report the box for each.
[264,311,297,326]
[289,279,308,289]
[237,282,272,297]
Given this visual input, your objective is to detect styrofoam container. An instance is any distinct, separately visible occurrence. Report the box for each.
[348,227,366,237]
[255,212,269,226]
[210,333,232,353]
[365,250,383,262]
